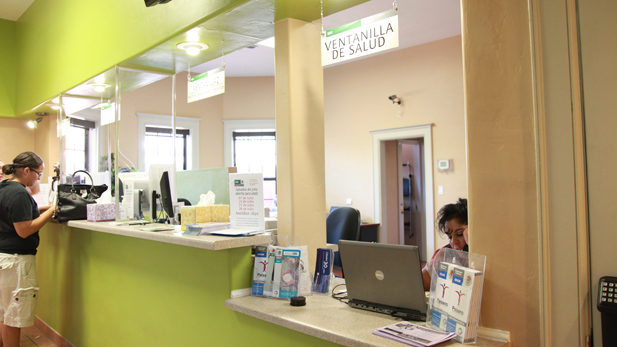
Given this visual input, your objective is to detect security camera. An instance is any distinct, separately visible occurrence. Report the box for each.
[388,95,401,105]
[145,0,172,7]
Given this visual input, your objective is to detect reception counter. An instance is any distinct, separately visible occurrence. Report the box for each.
[66,220,273,250]
[35,221,506,346]
[36,221,341,346]
[226,293,508,347]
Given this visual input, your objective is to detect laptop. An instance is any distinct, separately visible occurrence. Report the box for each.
[339,240,427,321]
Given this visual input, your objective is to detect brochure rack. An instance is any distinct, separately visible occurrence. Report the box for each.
[426,248,486,344]
[251,236,324,300]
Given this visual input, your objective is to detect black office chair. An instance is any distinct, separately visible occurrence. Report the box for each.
[326,207,361,276]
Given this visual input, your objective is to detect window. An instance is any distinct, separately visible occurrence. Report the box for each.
[144,127,190,171]
[232,131,277,210]
[65,118,96,174]
[137,113,200,172]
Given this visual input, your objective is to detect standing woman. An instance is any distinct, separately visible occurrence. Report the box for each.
[0,152,55,347]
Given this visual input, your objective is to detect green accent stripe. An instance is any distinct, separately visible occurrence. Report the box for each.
[190,71,209,82]
[326,20,361,37]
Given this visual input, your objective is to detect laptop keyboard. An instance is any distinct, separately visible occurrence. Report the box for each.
[348,300,426,322]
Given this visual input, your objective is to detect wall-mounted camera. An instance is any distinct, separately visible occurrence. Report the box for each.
[388,95,402,105]
[145,0,172,7]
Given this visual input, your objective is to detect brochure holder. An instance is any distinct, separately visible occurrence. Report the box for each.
[251,236,313,300]
[426,248,486,344]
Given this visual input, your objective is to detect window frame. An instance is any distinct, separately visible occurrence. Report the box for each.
[137,113,200,172]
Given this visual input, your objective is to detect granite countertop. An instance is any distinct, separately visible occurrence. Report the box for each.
[66,220,272,251]
[225,295,508,347]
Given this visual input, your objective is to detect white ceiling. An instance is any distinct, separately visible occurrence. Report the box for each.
[1,0,461,77]
[195,0,461,76]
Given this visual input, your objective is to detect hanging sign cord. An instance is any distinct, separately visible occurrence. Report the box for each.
[221,37,226,68]
[320,0,325,35]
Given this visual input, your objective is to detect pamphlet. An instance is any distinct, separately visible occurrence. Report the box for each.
[373,321,455,347]
[252,245,268,296]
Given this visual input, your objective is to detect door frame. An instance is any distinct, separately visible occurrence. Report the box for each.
[371,124,434,254]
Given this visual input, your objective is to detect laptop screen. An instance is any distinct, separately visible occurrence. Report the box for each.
[339,240,427,319]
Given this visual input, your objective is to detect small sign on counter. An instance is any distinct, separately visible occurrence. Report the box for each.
[229,173,264,231]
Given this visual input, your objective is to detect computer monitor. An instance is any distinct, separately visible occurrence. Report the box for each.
[159,171,175,222]
[118,172,150,220]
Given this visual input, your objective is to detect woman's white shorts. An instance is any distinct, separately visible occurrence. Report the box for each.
[0,254,38,327]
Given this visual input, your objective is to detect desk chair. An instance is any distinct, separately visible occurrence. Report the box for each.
[326,207,361,277]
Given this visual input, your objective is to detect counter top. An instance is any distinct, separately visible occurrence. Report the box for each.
[226,295,507,347]
[66,220,272,251]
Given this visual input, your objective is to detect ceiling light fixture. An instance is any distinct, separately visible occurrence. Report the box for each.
[47,104,60,110]
[27,117,43,129]
[88,83,111,93]
[176,41,209,56]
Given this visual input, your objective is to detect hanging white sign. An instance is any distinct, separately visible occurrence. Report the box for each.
[187,66,225,103]
[100,103,117,126]
[322,8,399,66]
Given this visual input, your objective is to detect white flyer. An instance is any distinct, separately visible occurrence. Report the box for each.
[228,173,264,230]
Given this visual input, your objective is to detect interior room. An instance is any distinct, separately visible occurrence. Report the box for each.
[0,0,616,346]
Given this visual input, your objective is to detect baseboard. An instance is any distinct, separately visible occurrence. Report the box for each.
[35,316,75,347]
[477,326,511,344]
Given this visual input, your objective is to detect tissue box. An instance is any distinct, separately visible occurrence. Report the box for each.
[196,206,212,223]
[181,206,196,231]
[87,203,116,222]
[211,204,230,222]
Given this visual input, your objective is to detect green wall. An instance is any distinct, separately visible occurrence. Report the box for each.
[0,19,16,117]
[37,224,339,346]
[14,0,248,115]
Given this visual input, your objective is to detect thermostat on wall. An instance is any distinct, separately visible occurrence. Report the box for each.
[437,159,451,171]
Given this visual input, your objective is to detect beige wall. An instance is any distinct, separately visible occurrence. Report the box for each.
[324,35,467,234]
[224,77,275,121]
[0,117,35,168]
[579,2,617,345]
[462,1,540,345]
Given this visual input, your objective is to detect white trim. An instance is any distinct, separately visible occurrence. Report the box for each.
[371,124,434,254]
[230,288,251,298]
[223,119,276,167]
[137,113,200,172]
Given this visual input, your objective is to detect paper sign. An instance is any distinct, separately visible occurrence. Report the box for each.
[229,173,264,230]
[100,103,118,126]
[188,66,225,103]
[322,8,399,66]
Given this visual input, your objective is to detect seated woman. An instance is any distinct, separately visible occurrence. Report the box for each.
[421,198,468,291]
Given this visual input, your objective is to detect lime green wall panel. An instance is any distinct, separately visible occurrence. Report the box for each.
[14,0,249,115]
[37,224,337,346]
[0,19,16,117]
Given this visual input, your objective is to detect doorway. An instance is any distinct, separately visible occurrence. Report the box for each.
[398,139,425,259]
[371,124,434,262]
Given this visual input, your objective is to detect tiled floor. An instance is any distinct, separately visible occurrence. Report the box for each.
[19,325,58,347]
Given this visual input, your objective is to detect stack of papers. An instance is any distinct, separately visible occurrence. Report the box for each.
[373,322,455,347]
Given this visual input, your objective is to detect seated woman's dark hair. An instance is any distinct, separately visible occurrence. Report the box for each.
[436,198,468,235]
[1,152,44,176]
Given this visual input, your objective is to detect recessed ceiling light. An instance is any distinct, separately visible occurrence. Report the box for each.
[177,41,209,56]
[88,83,111,93]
